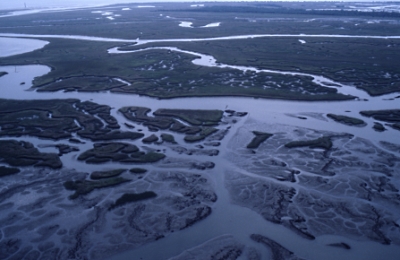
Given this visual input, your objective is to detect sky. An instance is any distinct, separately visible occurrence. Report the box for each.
[0,0,385,10]
[0,0,162,10]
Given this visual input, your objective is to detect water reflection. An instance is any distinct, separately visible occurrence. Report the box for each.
[0,37,48,57]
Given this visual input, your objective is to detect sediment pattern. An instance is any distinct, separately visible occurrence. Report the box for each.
[226,118,400,245]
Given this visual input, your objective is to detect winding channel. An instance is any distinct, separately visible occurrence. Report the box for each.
[108,46,370,99]
[2,32,400,44]
[1,34,400,260]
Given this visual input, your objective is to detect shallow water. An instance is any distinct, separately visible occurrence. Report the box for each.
[3,32,400,46]
[201,22,220,28]
[1,35,400,260]
[178,21,193,28]
[0,37,48,58]
[179,21,221,28]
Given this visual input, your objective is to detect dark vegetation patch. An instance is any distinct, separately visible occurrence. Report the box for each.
[183,127,218,143]
[181,206,212,230]
[250,234,299,259]
[0,38,353,101]
[153,109,223,126]
[63,177,130,199]
[360,109,400,123]
[36,76,127,92]
[179,5,400,19]
[209,246,242,260]
[225,110,248,117]
[0,140,62,169]
[327,242,351,250]
[170,121,201,135]
[120,106,221,142]
[247,131,273,149]
[0,2,397,40]
[1,3,399,98]
[108,191,157,210]
[327,113,366,126]
[361,109,400,131]
[285,136,333,150]
[90,169,126,180]
[55,144,80,156]
[392,123,400,131]
[191,161,215,170]
[373,122,386,132]
[0,166,20,177]
[150,37,400,97]
[78,142,165,164]
[119,106,173,130]
[142,134,159,144]
[69,138,84,144]
[160,133,176,144]
[0,99,143,141]
[129,168,147,174]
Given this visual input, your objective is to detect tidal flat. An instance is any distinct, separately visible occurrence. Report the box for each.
[0,2,400,260]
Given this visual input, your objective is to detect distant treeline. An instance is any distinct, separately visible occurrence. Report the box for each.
[175,6,400,18]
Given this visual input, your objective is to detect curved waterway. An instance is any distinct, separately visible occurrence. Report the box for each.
[2,32,400,45]
[1,36,400,260]
[109,46,371,99]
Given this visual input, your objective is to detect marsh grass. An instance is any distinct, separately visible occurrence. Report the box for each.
[0,166,20,177]
[360,109,400,123]
[129,168,147,174]
[64,177,130,199]
[3,5,399,99]
[161,133,177,144]
[154,109,223,126]
[184,127,218,143]
[78,142,165,164]
[108,192,157,210]
[0,140,62,169]
[247,131,273,149]
[285,136,333,150]
[327,114,366,126]
[90,169,126,180]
